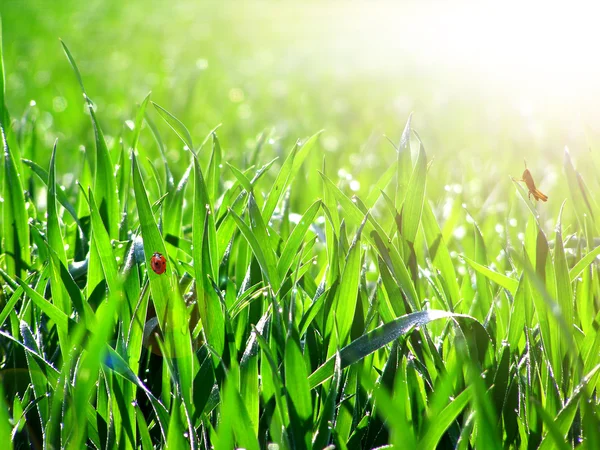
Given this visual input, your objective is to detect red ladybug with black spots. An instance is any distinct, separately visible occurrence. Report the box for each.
[150,252,167,275]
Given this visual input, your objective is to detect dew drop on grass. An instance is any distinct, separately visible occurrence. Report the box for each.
[453,226,466,240]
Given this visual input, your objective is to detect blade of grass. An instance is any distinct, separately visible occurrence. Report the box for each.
[395,113,412,208]
[461,255,518,294]
[61,40,119,239]
[152,101,194,151]
[262,131,322,222]
[399,137,426,244]
[309,310,483,389]
[2,126,30,277]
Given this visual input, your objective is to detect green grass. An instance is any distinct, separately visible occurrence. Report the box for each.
[2,2,600,449]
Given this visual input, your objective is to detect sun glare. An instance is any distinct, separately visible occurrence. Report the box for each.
[305,0,600,107]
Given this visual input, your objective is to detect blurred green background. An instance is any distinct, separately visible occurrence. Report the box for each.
[2,0,600,231]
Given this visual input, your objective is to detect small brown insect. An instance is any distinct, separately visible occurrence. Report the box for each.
[519,160,548,202]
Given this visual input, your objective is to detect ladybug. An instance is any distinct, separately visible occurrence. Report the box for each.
[150,252,167,275]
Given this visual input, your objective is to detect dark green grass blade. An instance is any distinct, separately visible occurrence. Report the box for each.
[46,141,68,265]
[105,346,170,440]
[285,329,312,449]
[2,126,30,277]
[193,154,225,357]
[0,384,12,450]
[313,352,341,449]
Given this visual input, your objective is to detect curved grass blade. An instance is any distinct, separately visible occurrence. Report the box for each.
[151,101,194,151]
[22,158,80,227]
[104,346,170,441]
[227,162,254,194]
[461,254,518,294]
[16,278,70,336]
[418,387,471,450]
[570,245,600,282]
[308,310,482,389]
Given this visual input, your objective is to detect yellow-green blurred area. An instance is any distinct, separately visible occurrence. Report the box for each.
[2,0,600,229]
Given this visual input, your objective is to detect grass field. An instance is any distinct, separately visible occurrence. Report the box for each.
[2,1,600,449]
